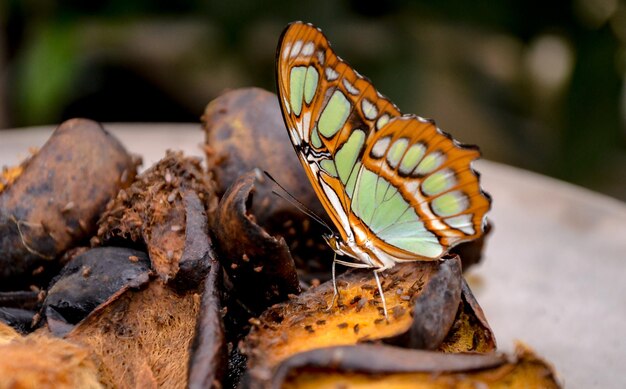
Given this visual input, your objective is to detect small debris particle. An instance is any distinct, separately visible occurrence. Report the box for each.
[31,266,44,276]
[29,285,40,292]
[170,225,183,232]
[392,306,406,319]
[315,320,326,325]
[353,324,360,334]
[396,288,403,295]
[78,219,89,232]
[337,322,348,329]
[167,250,174,260]
[254,266,263,273]
[242,253,250,262]
[128,255,139,263]
[310,278,321,288]
[120,169,129,183]
[248,318,261,326]
[304,325,315,333]
[400,295,411,301]
[61,202,75,213]
[374,318,385,325]
[356,298,367,312]
[167,192,176,203]
[165,170,172,184]
[287,294,299,300]
[82,266,92,278]
[231,263,238,270]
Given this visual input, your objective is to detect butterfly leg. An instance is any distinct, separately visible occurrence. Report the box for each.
[373,269,388,320]
[326,252,340,312]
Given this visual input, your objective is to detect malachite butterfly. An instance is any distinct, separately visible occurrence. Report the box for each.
[276,21,491,317]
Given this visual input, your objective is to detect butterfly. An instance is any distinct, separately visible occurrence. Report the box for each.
[275,22,491,318]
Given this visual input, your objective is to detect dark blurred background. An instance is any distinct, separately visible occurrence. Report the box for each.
[1,0,625,201]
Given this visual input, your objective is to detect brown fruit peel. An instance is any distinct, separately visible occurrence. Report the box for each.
[187,261,226,389]
[66,280,201,389]
[269,343,561,389]
[243,256,479,376]
[203,88,335,275]
[0,119,138,284]
[96,150,218,284]
[213,171,300,314]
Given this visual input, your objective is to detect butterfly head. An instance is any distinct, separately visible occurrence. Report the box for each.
[322,232,342,254]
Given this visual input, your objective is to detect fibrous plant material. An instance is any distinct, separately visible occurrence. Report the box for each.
[0,322,102,389]
[66,280,201,389]
[266,343,561,389]
[0,119,138,287]
[95,150,218,284]
[243,256,495,381]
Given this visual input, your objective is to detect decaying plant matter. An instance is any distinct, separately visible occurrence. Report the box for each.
[43,246,152,336]
[203,88,335,278]
[0,88,561,388]
[95,150,218,286]
[0,119,138,287]
[265,343,560,389]
[242,256,496,381]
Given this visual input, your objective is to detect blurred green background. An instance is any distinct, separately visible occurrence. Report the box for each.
[1,0,625,201]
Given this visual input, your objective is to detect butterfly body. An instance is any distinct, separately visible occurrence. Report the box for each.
[276,22,491,279]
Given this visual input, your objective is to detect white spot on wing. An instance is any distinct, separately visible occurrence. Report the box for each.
[343,79,360,95]
[404,180,419,195]
[361,99,378,120]
[445,214,475,235]
[316,50,325,65]
[283,96,291,114]
[302,111,311,141]
[301,41,315,56]
[325,67,338,81]
[376,114,390,130]
[290,40,303,58]
[371,137,391,158]
[282,43,292,60]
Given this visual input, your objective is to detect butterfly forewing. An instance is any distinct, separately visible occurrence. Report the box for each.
[276,21,491,264]
[277,22,401,242]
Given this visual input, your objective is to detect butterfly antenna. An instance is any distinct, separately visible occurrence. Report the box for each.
[264,171,334,234]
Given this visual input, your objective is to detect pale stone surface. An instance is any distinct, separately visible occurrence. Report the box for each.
[2,124,625,388]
